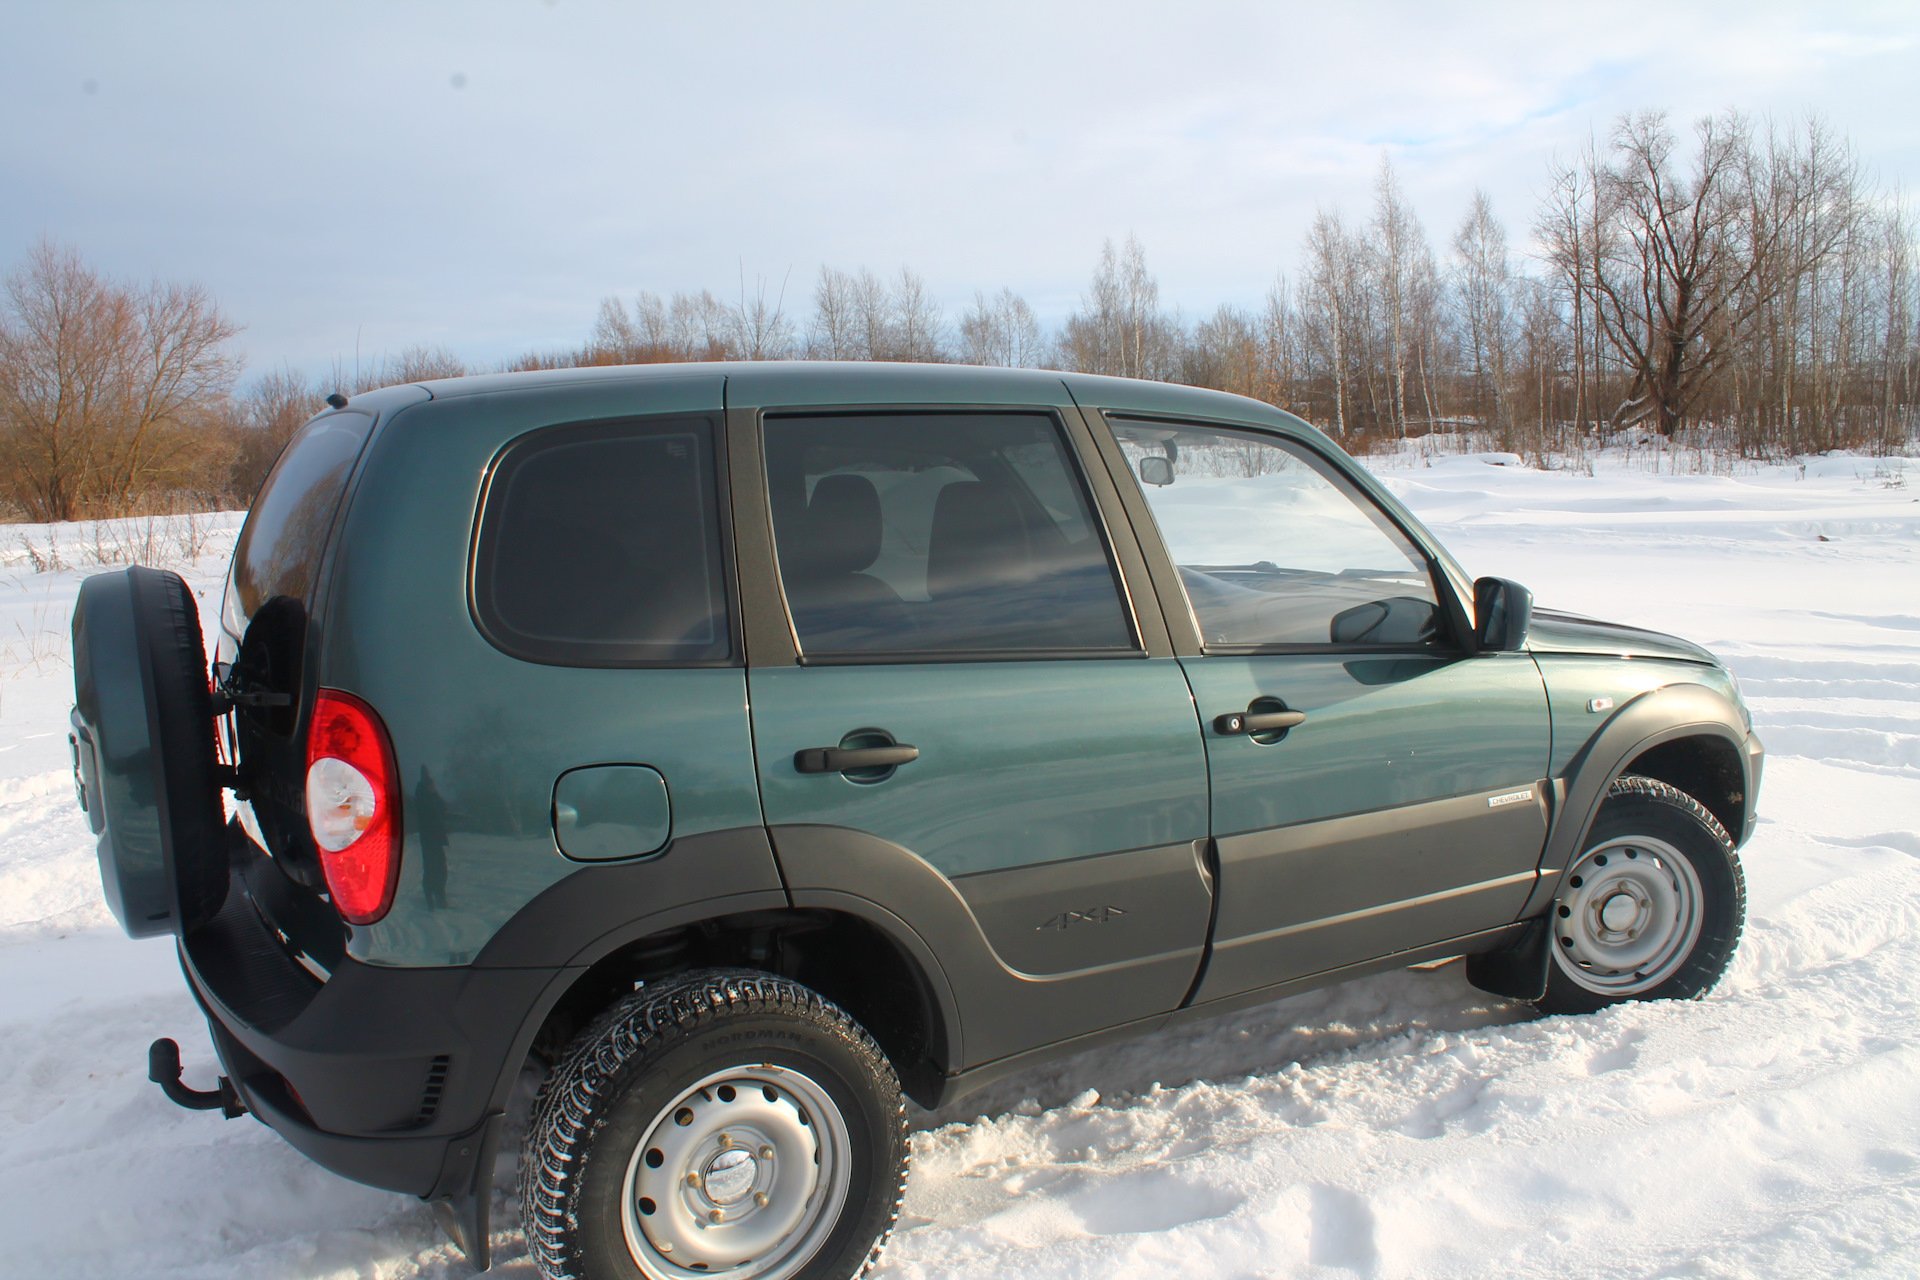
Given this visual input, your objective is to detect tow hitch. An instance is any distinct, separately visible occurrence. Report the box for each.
[148,1038,248,1119]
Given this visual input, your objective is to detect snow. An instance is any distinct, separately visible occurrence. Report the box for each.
[0,455,1916,1278]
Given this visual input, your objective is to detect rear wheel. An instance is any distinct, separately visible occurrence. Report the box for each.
[522,970,908,1280]
[1537,775,1745,1016]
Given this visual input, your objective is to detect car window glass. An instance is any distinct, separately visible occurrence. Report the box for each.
[474,417,730,665]
[1111,420,1442,648]
[224,410,372,647]
[764,412,1134,656]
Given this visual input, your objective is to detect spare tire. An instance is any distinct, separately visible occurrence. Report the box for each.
[70,566,227,938]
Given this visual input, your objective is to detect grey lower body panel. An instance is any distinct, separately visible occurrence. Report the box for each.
[773,825,1212,1068]
[1196,786,1548,1003]
[925,921,1529,1109]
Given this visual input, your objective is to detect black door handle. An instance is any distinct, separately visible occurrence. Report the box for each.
[1213,709,1308,735]
[794,744,920,774]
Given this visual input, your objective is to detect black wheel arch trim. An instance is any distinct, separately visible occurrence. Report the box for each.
[1520,681,1759,922]
[465,826,964,1112]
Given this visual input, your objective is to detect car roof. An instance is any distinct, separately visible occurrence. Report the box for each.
[395,361,1320,438]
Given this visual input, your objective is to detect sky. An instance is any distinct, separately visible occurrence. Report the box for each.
[3,0,1918,383]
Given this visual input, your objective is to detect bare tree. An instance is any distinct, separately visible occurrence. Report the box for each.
[891,268,945,362]
[1453,190,1515,435]
[589,295,643,362]
[808,267,861,360]
[1371,157,1431,434]
[1301,210,1365,434]
[958,287,1044,367]
[228,364,320,499]
[851,269,893,360]
[1259,277,1303,410]
[1879,198,1918,447]
[1579,111,1854,435]
[728,267,795,361]
[0,240,240,520]
[1180,305,1262,398]
[1061,235,1177,379]
[1536,141,1608,433]
[387,343,467,383]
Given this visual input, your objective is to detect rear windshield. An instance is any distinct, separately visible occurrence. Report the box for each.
[220,411,373,652]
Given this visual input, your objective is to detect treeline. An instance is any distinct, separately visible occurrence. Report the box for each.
[3,107,1914,522]
[558,110,1917,461]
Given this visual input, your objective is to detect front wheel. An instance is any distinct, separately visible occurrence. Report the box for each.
[1536,775,1746,1016]
[522,970,908,1280]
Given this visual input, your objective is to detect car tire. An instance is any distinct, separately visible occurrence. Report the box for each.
[1536,775,1746,1016]
[71,566,226,936]
[521,969,909,1280]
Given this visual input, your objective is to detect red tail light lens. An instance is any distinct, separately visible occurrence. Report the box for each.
[305,689,401,925]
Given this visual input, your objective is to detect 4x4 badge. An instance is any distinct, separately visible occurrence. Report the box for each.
[1037,906,1128,931]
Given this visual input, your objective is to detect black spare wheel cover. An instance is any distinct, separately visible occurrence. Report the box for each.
[71,566,226,937]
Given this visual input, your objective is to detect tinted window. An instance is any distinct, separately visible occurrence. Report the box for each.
[474,417,730,665]
[764,413,1133,656]
[1112,420,1443,649]
[223,410,372,648]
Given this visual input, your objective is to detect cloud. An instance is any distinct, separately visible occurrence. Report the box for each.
[2,0,1916,373]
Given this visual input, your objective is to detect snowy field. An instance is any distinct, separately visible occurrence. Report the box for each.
[0,453,1916,1278]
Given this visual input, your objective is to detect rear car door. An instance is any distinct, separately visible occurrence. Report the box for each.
[736,395,1214,1067]
[1096,415,1552,1002]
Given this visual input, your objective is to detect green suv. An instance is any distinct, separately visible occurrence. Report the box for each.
[67,363,1762,1279]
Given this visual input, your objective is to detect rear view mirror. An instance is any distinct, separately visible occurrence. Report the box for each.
[1473,577,1533,652]
[1138,456,1174,487]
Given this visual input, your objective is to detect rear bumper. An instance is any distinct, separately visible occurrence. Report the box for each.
[179,868,569,1199]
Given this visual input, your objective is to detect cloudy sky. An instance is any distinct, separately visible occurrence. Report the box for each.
[4,1,1917,381]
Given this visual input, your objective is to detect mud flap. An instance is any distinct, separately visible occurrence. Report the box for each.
[1466,915,1551,1001]
[428,1111,505,1272]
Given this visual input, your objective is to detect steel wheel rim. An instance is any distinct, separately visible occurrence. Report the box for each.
[1551,834,1703,995]
[620,1063,852,1280]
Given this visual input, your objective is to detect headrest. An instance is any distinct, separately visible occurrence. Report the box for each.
[926,480,1031,600]
[797,473,884,576]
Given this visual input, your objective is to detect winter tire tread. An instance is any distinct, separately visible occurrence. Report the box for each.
[519,968,909,1280]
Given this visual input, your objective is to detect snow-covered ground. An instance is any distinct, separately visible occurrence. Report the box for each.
[0,454,1915,1278]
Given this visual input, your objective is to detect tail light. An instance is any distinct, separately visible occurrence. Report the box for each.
[305,689,401,925]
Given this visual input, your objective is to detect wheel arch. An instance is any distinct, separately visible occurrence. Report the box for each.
[1616,734,1747,844]
[1523,681,1755,920]
[514,906,957,1109]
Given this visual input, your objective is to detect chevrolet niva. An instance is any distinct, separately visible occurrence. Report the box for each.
[68,363,1760,1279]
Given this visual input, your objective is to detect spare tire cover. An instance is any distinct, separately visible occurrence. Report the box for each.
[70,566,226,937]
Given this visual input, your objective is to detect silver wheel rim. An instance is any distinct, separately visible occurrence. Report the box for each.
[619,1063,852,1280]
[1551,834,1703,995]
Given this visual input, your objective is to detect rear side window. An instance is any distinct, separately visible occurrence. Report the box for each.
[473,417,732,666]
[223,410,373,647]
[763,412,1135,657]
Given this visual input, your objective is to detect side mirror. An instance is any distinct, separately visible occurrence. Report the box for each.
[1138,456,1174,487]
[1473,577,1532,653]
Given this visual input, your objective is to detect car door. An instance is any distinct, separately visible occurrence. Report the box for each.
[1096,414,1552,1003]
[736,398,1214,1067]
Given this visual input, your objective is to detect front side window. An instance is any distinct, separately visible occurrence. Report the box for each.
[474,417,730,665]
[1111,419,1444,649]
[764,412,1134,657]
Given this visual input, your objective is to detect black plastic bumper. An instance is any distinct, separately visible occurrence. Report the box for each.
[176,872,570,1202]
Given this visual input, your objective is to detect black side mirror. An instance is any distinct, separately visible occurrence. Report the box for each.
[1473,577,1533,652]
